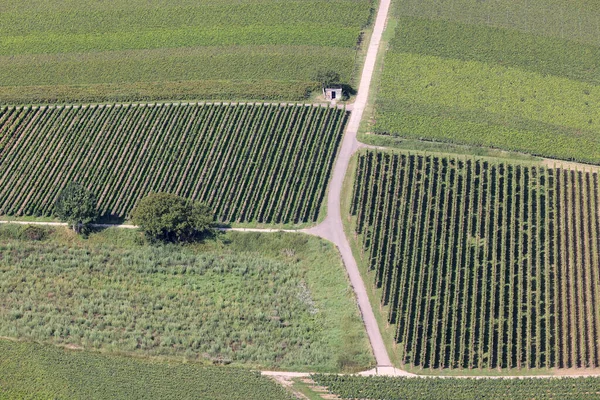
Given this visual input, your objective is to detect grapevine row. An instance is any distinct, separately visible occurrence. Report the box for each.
[0,103,346,224]
[351,150,600,370]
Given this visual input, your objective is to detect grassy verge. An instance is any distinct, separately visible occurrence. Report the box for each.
[340,153,404,368]
[288,378,327,400]
[358,134,541,162]
[357,0,396,136]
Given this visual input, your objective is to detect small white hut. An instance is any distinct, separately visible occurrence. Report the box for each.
[323,85,343,101]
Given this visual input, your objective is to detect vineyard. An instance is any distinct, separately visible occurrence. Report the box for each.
[370,0,600,163]
[351,150,600,370]
[0,0,372,103]
[0,340,293,400]
[0,103,345,224]
[312,374,600,400]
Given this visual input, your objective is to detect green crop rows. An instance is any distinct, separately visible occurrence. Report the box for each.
[0,340,292,400]
[0,103,345,224]
[398,0,600,45]
[351,150,600,370]
[372,0,600,163]
[312,374,600,400]
[0,0,373,104]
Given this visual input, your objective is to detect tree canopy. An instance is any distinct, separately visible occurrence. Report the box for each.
[54,182,98,233]
[131,193,215,242]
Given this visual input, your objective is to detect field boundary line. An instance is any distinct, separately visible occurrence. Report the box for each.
[2,101,350,111]
[0,220,300,233]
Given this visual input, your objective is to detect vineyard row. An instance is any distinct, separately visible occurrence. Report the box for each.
[351,150,600,370]
[0,103,346,224]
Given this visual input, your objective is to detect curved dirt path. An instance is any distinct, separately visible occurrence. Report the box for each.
[3,0,600,379]
[303,0,402,373]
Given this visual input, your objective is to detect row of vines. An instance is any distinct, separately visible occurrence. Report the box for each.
[351,150,600,370]
[0,103,345,224]
[312,374,600,399]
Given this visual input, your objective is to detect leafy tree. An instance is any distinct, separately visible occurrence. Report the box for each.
[131,193,215,242]
[54,182,98,233]
[313,69,340,89]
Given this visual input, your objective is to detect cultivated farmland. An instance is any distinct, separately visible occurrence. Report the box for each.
[312,374,600,400]
[0,103,345,224]
[351,150,600,370]
[0,340,293,400]
[0,0,373,104]
[371,0,600,163]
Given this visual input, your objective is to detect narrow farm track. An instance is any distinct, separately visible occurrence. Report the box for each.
[302,0,407,375]
[0,0,401,375]
[0,220,298,233]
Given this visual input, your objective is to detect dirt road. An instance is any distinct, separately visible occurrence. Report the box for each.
[303,0,401,372]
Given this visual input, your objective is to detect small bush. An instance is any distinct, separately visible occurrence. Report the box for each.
[20,225,51,241]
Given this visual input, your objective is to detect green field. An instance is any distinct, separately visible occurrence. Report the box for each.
[0,103,344,225]
[0,340,293,400]
[0,225,373,372]
[312,374,600,400]
[350,150,600,371]
[372,0,600,163]
[0,0,373,104]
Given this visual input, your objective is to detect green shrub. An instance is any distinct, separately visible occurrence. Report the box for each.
[20,225,51,241]
[131,193,215,242]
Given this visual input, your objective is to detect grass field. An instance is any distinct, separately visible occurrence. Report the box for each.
[312,374,600,400]
[371,0,600,164]
[0,0,373,104]
[350,150,600,371]
[0,225,373,372]
[0,340,293,400]
[0,103,345,225]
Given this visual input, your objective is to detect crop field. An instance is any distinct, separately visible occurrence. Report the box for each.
[0,0,373,104]
[372,0,600,163]
[0,226,373,372]
[0,103,345,224]
[312,375,600,400]
[0,340,293,400]
[351,150,600,370]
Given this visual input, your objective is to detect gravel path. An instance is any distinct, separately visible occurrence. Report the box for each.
[303,0,399,372]
[10,0,597,379]
[0,220,301,233]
